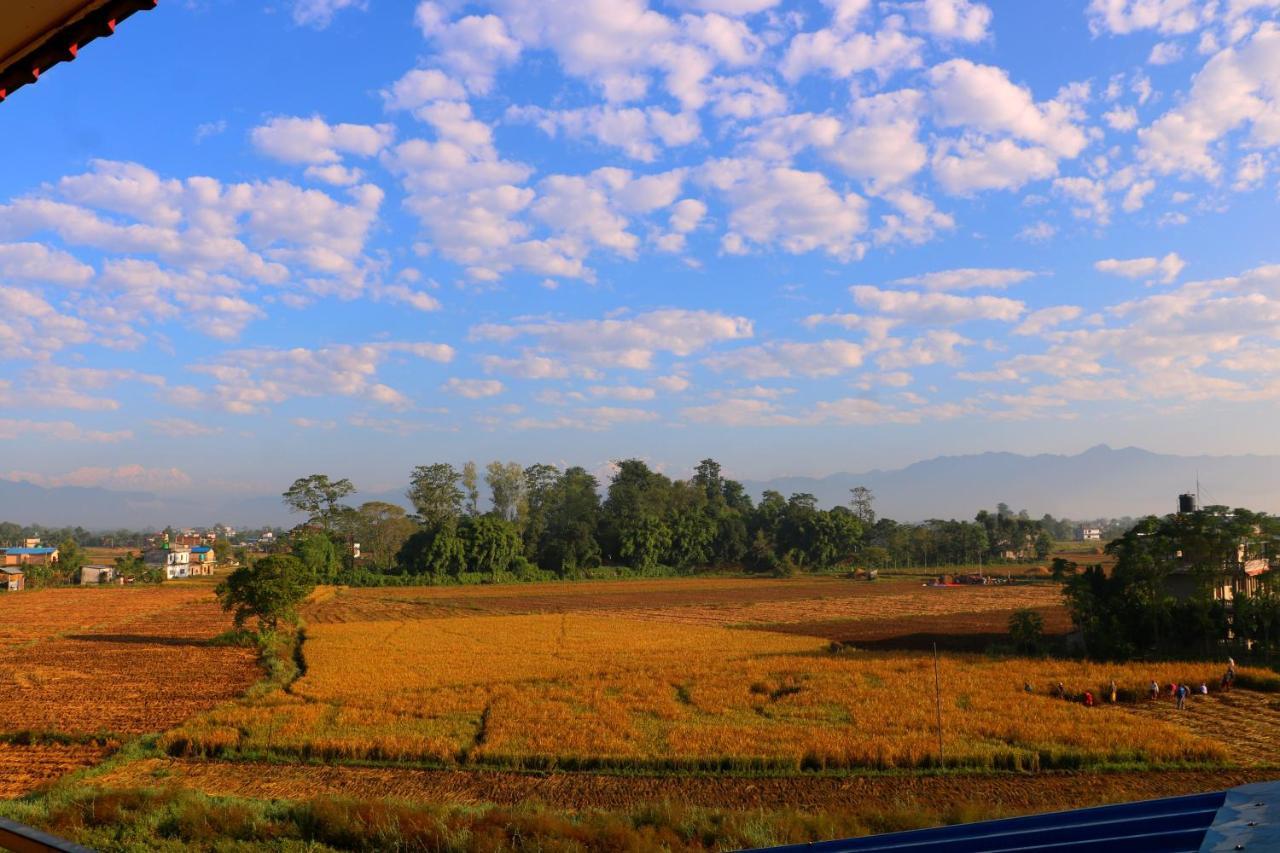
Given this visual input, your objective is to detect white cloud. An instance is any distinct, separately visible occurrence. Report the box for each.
[415,3,522,94]
[5,465,191,490]
[472,308,752,369]
[292,0,367,29]
[704,339,865,378]
[1148,41,1185,64]
[851,285,1025,323]
[252,116,394,165]
[891,267,1037,291]
[1104,106,1140,131]
[382,69,468,112]
[781,24,923,82]
[906,0,993,42]
[149,417,222,438]
[932,138,1059,194]
[1013,305,1083,336]
[1094,252,1186,283]
[1086,0,1207,35]
[1139,24,1280,178]
[1016,221,1056,242]
[442,378,505,398]
[929,59,1088,159]
[194,342,454,414]
[1233,151,1268,189]
[700,159,868,257]
[0,242,93,285]
[0,420,132,443]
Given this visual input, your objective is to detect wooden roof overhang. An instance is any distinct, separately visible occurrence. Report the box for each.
[0,0,158,103]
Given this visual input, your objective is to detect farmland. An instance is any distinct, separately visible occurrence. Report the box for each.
[4,574,1280,851]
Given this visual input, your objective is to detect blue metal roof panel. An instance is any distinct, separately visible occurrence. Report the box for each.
[754,790,1231,853]
[3,547,57,555]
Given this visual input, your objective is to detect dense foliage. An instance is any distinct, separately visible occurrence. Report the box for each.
[281,460,1058,583]
[1066,506,1280,660]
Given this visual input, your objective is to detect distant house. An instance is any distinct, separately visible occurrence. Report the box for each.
[144,546,191,579]
[0,547,60,567]
[1167,540,1272,604]
[80,565,117,585]
[189,546,216,575]
[0,569,24,591]
[22,538,41,548]
[1076,526,1103,541]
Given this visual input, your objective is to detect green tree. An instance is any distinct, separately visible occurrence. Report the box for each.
[216,555,314,634]
[460,515,522,577]
[292,532,341,582]
[461,461,480,516]
[397,525,465,577]
[407,464,464,526]
[282,475,356,532]
[485,461,526,523]
[1009,608,1046,654]
[537,467,602,576]
[353,501,417,571]
[58,537,85,585]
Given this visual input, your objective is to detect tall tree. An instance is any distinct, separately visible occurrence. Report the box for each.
[407,464,463,526]
[485,461,525,522]
[461,461,480,516]
[850,486,876,526]
[282,475,356,532]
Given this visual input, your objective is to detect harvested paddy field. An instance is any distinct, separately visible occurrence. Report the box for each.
[97,758,1277,816]
[303,576,1065,636]
[167,599,1256,771]
[0,587,259,735]
[0,743,114,798]
[0,585,218,647]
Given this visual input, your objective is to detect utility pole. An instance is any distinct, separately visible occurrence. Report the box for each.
[933,642,944,767]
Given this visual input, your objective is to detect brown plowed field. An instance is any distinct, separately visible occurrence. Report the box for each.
[304,578,1064,636]
[97,758,1277,816]
[0,591,259,735]
[0,743,113,798]
[768,605,1074,651]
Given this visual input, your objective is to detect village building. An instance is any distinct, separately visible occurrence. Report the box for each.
[189,545,217,576]
[144,546,192,580]
[80,565,118,585]
[0,569,24,591]
[0,546,60,567]
[1076,526,1103,541]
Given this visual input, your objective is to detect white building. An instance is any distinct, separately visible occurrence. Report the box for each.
[145,546,191,579]
[1076,526,1103,541]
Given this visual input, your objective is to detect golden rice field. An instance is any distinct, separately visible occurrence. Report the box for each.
[164,610,1254,772]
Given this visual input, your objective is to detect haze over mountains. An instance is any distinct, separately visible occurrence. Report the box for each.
[3,446,1276,530]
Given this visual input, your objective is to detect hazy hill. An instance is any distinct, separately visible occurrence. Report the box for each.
[1,445,1276,529]
[743,445,1280,521]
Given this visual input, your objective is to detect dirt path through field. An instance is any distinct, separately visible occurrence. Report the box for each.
[1129,689,1280,766]
[98,759,1278,815]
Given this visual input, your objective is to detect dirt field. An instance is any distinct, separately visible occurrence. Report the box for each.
[304,577,1065,631]
[97,757,1276,816]
[0,743,114,798]
[0,587,259,735]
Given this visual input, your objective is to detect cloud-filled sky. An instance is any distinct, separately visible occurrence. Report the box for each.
[2,0,1280,498]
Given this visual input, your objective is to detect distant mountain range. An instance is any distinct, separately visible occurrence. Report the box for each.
[742,445,1280,521]
[1,445,1276,529]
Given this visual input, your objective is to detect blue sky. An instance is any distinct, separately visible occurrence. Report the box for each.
[2,0,1279,499]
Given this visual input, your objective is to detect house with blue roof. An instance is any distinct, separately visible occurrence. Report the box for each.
[0,546,59,568]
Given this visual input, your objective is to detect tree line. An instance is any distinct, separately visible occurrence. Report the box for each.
[279,460,1060,584]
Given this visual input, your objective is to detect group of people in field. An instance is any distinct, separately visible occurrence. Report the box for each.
[1025,658,1237,710]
